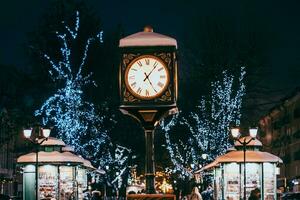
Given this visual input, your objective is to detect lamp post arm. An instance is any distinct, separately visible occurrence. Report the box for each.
[235,137,255,146]
[235,138,245,145]
[37,137,48,145]
[245,137,254,145]
[25,138,35,144]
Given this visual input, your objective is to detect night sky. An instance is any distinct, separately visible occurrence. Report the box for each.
[1,0,300,170]
[1,0,300,90]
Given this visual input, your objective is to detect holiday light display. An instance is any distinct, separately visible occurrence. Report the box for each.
[162,67,246,179]
[34,11,130,188]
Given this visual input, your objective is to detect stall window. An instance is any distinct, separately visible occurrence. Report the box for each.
[242,163,261,199]
[224,163,240,200]
[59,166,76,200]
[77,167,87,200]
[263,163,276,200]
[215,168,222,200]
[23,165,36,200]
[39,165,58,200]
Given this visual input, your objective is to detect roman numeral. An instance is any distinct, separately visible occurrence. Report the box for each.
[131,68,137,71]
[157,82,164,88]
[158,67,164,71]
[136,87,142,94]
[137,61,143,67]
[153,61,158,68]
[145,59,150,65]
[160,75,166,79]
[130,82,136,88]
[145,89,149,96]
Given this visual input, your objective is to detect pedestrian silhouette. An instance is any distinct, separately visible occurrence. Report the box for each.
[190,187,203,200]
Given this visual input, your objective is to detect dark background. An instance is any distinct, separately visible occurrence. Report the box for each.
[1,0,300,172]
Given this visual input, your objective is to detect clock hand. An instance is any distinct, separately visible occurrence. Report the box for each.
[143,72,149,81]
[143,65,157,81]
[146,77,157,93]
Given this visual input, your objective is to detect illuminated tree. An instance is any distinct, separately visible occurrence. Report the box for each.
[34,11,133,190]
[34,11,104,150]
[162,67,246,179]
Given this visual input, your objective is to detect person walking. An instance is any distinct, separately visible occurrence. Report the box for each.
[190,187,203,200]
[248,188,261,200]
[91,190,101,200]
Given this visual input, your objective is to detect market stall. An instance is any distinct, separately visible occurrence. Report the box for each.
[197,137,282,200]
[17,137,99,200]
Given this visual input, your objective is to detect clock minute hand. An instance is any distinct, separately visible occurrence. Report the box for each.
[145,77,157,93]
[143,65,157,82]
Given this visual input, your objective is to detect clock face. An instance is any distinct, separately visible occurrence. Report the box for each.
[125,55,170,100]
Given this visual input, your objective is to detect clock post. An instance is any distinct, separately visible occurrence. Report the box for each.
[119,26,178,196]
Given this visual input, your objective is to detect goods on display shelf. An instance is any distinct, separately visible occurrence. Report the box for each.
[224,163,240,200]
[39,165,58,200]
[264,163,275,200]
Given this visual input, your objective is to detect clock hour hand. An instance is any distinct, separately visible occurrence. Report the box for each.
[143,72,149,82]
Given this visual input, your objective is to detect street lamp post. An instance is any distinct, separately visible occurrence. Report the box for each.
[23,127,51,200]
[230,127,258,200]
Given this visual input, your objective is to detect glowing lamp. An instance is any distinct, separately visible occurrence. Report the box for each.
[230,127,240,138]
[249,127,258,138]
[23,129,32,138]
[42,128,51,138]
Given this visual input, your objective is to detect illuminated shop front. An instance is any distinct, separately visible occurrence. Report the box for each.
[17,137,99,200]
[198,138,282,200]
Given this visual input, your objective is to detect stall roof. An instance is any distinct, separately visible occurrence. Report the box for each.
[216,150,282,163]
[38,137,66,146]
[197,150,283,172]
[63,151,96,170]
[62,145,75,152]
[17,151,95,169]
[195,160,219,173]
[119,29,177,48]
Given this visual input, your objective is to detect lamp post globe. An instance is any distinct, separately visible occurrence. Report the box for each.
[230,127,240,138]
[23,129,32,139]
[249,127,258,138]
[42,128,51,138]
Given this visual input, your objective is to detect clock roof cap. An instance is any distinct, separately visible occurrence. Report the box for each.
[119,26,177,49]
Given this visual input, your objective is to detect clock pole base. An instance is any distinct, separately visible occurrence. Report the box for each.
[145,130,155,194]
[120,106,178,195]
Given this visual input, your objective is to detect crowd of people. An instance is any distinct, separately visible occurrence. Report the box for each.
[183,186,261,200]
[83,186,261,200]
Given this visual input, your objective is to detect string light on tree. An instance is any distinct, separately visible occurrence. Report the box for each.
[34,11,130,189]
[161,67,246,179]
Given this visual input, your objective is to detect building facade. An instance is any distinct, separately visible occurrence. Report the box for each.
[259,89,300,192]
[0,108,18,196]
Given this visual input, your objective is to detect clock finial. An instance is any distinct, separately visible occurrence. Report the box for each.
[144,25,153,32]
